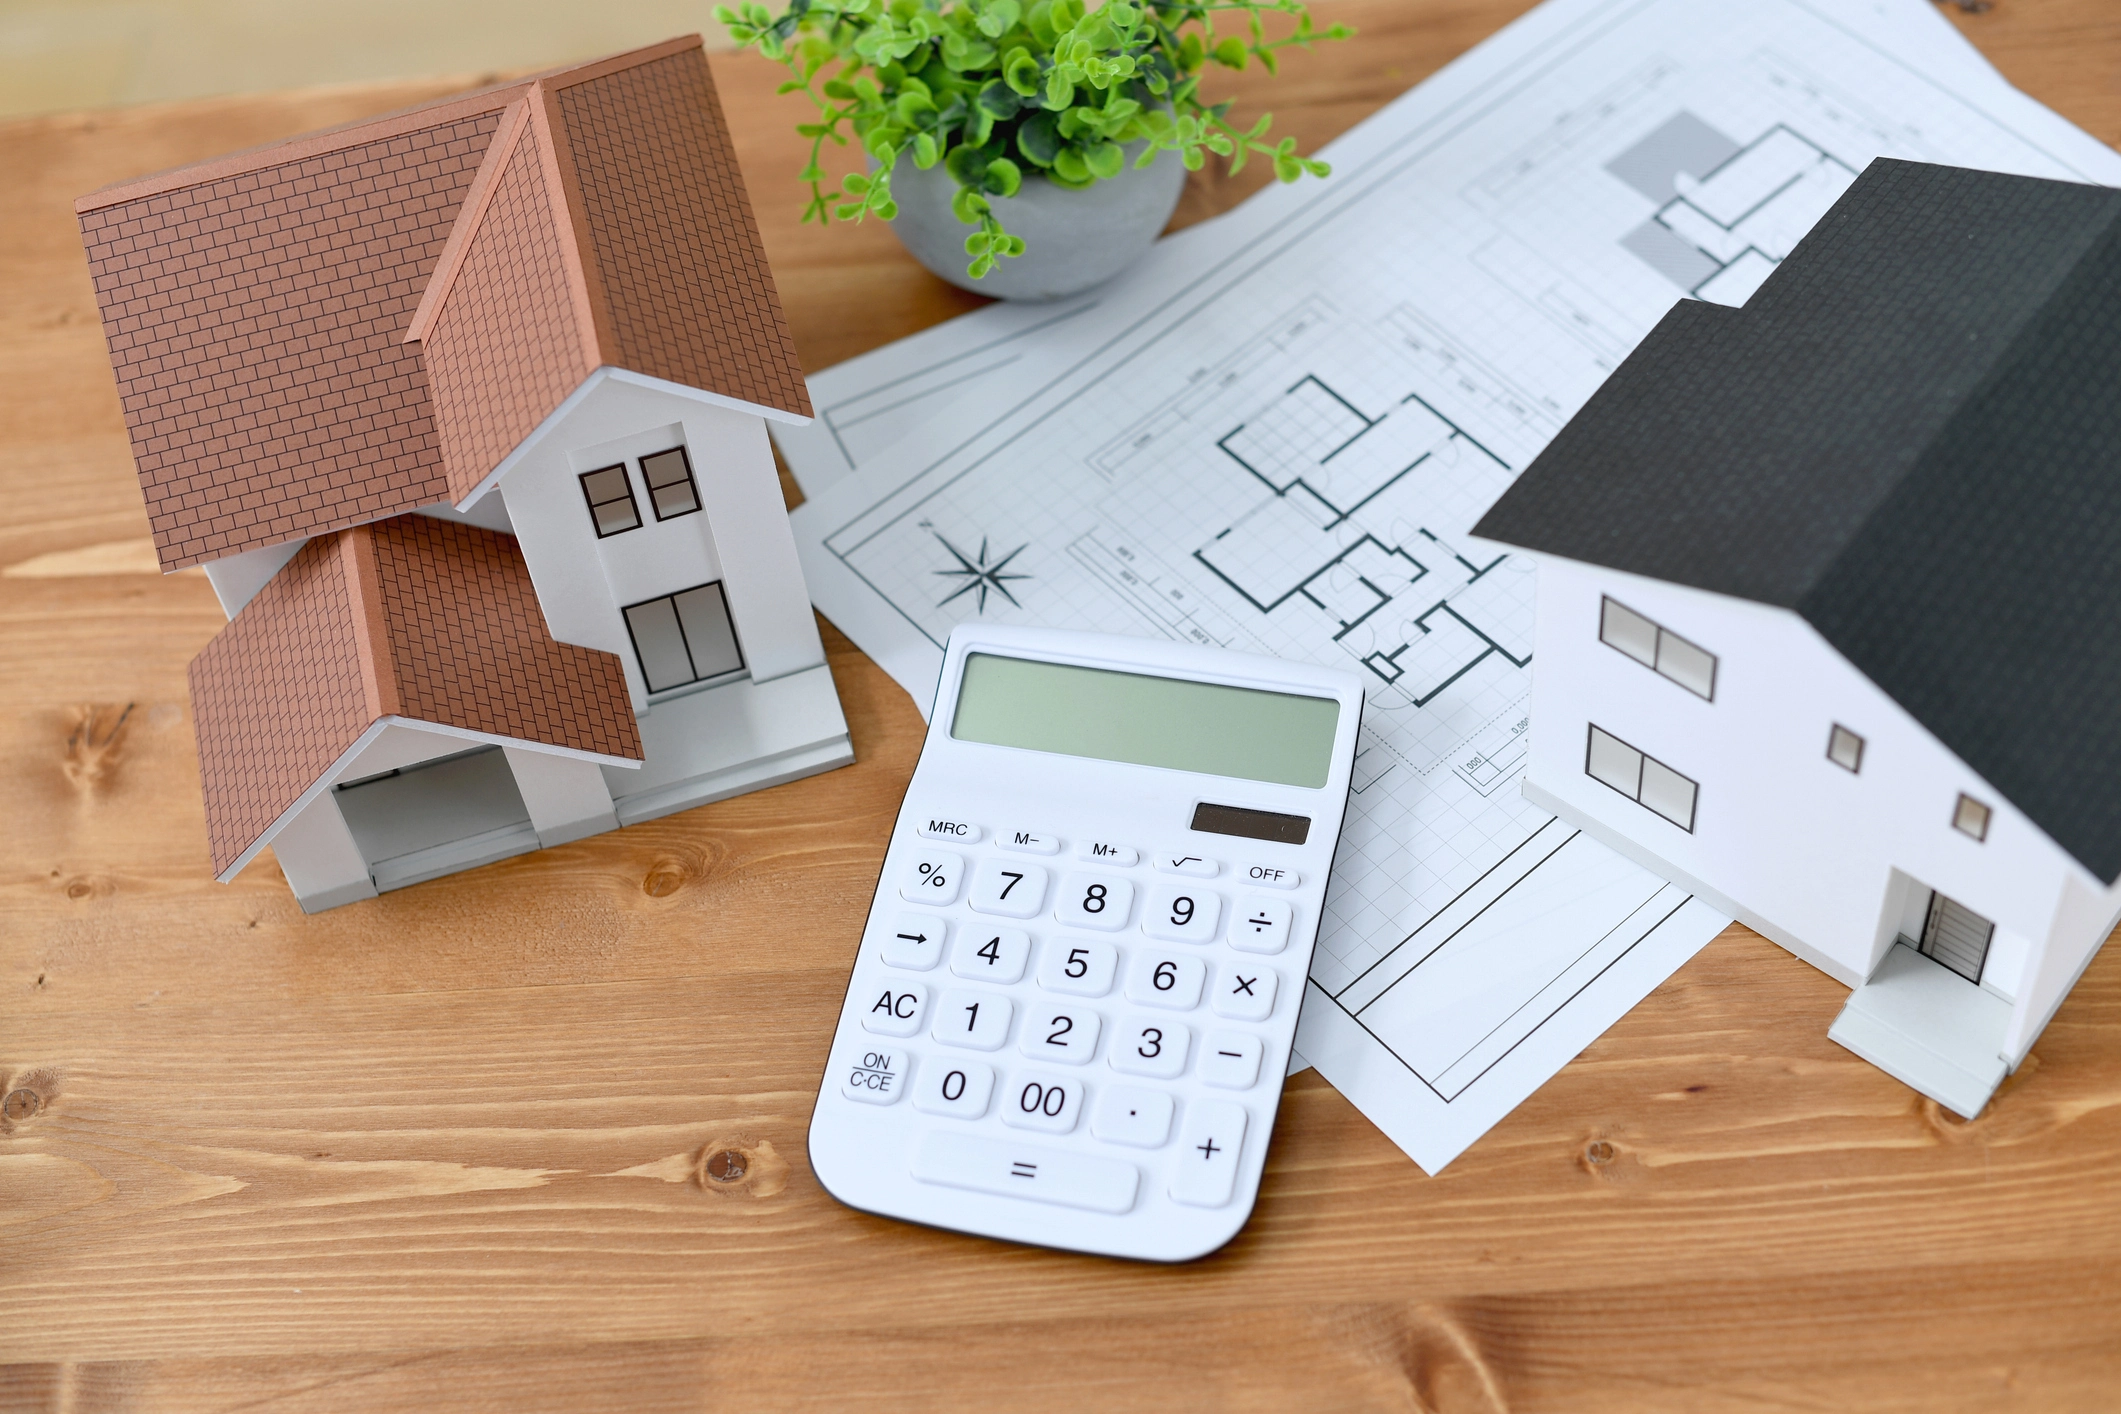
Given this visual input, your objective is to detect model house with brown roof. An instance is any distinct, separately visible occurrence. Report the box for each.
[77,36,852,911]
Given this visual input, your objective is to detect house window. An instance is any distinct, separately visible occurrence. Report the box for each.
[641,447,701,521]
[623,581,745,694]
[1827,723,1865,773]
[1586,723,1698,831]
[581,464,641,537]
[1953,793,1991,842]
[1599,596,1717,700]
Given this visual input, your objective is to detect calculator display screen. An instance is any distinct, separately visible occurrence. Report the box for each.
[950,653,1340,788]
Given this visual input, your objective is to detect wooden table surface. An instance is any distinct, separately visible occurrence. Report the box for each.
[6,2,2121,1409]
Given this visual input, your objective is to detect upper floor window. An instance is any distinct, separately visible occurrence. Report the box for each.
[1827,723,1865,773]
[624,581,745,694]
[641,447,700,521]
[1586,723,1698,831]
[1953,793,1991,842]
[1600,595,1717,700]
[580,464,640,537]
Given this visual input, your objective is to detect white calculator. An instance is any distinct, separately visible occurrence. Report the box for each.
[809,624,1363,1261]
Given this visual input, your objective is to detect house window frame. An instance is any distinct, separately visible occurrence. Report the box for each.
[1599,595,1718,701]
[580,463,643,538]
[1827,723,1865,774]
[621,580,747,697]
[1585,722,1699,832]
[1952,793,1992,842]
[641,446,702,523]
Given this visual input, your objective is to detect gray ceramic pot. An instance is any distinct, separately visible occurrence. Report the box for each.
[885,145,1186,301]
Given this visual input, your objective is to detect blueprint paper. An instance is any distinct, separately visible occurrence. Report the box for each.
[785,0,2121,1172]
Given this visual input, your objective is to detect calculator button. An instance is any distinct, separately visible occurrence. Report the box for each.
[835,1040,911,1105]
[1000,1073,1086,1133]
[912,1130,1136,1213]
[860,982,928,1037]
[1056,872,1134,930]
[1156,852,1219,877]
[1229,896,1293,955]
[1243,864,1299,889]
[951,926,1031,984]
[933,988,1012,1050]
[1076,839,1139,866]
[997,829,1061,855]
[917,817,983,844]
[880,912,946,970]
[1211,965,1277,1022]
[1019,1003,1101,1065]
[1125,950,1206,1011]
[899,850,964,905]
[1201,1031,1265,1088]
[1109,1018,1189,1079]
[1170,1101,1247,1208]
[913,1058,995,1118]
[1141,883,1221,943]
[968,858,1048,918]
[1092,1086,1174,1148]
[1037,938,1118,997]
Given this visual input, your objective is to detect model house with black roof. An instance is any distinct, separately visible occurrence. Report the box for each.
[1471,158,2121,1118]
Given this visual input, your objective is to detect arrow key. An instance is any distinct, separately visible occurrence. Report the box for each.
[881,911,947,970]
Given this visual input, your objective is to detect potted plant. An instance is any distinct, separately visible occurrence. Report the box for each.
[718,0,1349,299]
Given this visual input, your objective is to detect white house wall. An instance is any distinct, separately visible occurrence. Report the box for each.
[502,745,618,846]
[1521,557,2111,1026]
[683,409,824,684]
[495,376,825,710]
[268,790,377,912]
[2006,868,2121,1062]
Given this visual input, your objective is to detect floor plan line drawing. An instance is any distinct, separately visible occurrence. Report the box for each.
[1613,113,1860,305]
[812,0,1746,576]
[784,0,2121,1171]
[1336,815,1578,1004]
[1308,888,1694,1105]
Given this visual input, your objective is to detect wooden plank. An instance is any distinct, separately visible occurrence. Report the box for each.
[3,1,2121,1408]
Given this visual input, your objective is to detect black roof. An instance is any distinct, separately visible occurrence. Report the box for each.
[1474,159,2121,883]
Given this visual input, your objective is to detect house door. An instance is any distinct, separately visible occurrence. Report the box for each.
[1919,891,1994,983]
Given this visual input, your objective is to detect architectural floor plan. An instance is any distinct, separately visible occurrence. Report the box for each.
[784,0,2121,1170]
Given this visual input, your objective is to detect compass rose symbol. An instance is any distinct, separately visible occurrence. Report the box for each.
[933,533,1030,613]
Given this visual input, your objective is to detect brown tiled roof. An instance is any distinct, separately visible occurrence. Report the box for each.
[80,114,498,571]
[190,537,376,876]
[190,514,642,877]
[549,46,812,422]
[80,37,811,573]
[415,101,595,502]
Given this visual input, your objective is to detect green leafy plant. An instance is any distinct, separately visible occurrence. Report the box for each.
[717,0,1349,277]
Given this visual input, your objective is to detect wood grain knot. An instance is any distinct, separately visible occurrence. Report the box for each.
[1584,1140,1616,1165]
[642,866,687,898]
[61,702,134,795]
[695,1138,790,1199]
[0,1069,58,1134]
